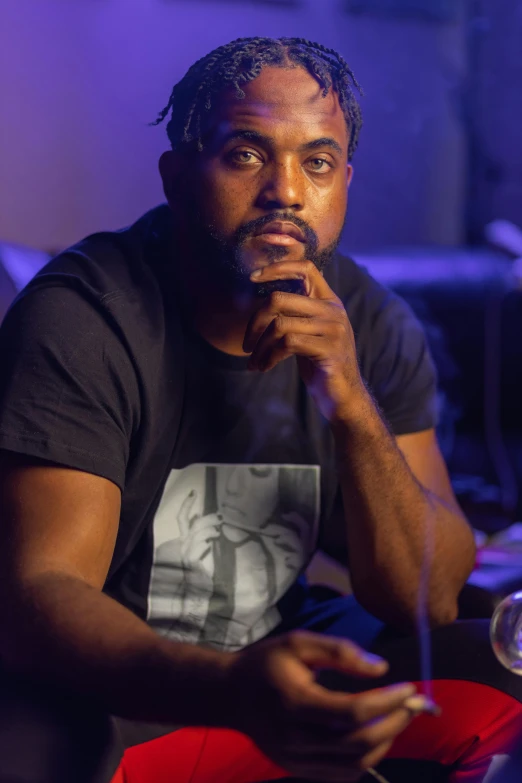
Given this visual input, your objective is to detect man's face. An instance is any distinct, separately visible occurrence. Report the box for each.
[163,65,353,295]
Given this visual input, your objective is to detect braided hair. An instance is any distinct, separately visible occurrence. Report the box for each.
[152,37,363,161]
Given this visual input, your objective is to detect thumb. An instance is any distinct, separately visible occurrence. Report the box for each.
[289,631,389,678]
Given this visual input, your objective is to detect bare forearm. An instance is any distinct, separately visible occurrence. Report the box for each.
[0,571,233,726]
[332,390,475,629]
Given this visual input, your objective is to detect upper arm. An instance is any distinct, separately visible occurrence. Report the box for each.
[0,451,121,590]
[0,284,137,590]
[364,290,439,438]
[0,285,139,490]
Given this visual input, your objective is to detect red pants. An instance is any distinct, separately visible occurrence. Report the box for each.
[110,680,522,783]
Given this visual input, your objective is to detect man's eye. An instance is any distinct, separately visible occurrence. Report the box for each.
[307,158,331,172]
[229,150,260,165]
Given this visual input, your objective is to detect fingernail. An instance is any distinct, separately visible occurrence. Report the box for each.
[364,652,387,666]
[396,683,417,697]
[250,269,262,279]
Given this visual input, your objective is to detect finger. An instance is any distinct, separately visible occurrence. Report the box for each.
[193,517,223,534]
[345,705,414,754]
[178,490,197,532]
[348,685,422,726]
[288,704,414,757]
[191,524,222,553]
[192,530,221,555]
[193,542,216,562]
[251,332,337,373]
[249,317,338,371]
[299,681,417,728]
[287,632,389,678]
[358,740,395,775]
[251,260,341,302]
[243,291,341,353]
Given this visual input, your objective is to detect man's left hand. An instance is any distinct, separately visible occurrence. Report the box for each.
[243,260,364,422]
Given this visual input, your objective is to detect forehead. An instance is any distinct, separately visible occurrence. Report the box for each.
[210,66,348,150]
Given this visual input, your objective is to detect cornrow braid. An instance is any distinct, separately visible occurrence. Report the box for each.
[152,37,364,161]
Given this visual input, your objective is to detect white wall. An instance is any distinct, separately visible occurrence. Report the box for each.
[0,0,467,251]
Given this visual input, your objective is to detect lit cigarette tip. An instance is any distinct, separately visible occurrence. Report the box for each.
[404,695,441,717]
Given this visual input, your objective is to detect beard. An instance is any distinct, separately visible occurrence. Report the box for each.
[185,208,344,298]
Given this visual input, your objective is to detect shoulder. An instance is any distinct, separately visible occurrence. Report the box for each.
[325,252,423,365]
[325,252,438,435]
[1,205,185,405]
[25,204,174,302]
[325,251,402,319]
[5,205,181,355]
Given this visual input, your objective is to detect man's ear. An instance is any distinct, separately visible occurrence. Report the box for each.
[159,150,185,205]
[346,164,354,190]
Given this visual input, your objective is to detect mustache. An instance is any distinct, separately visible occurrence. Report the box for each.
[233,212,318,254]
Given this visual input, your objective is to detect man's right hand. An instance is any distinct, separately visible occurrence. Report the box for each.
[225,630,419,782]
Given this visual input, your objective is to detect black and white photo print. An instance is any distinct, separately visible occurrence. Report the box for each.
[147,463,320,651]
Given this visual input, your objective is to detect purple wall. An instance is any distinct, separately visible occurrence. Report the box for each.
[0,0,468,252]
[466,0,522,240]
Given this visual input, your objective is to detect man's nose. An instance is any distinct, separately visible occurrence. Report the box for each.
[256,160,304,212]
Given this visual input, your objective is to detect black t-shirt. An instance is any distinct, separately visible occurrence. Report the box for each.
[0,205,437,651]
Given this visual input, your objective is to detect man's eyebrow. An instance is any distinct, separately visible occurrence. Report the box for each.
[220,129,343,156]
[299,137,343,155]
[220,129,275,148]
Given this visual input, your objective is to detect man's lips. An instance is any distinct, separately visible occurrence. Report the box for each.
[252,221,306,243]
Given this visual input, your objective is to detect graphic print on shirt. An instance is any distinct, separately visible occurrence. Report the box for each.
[147,463,320,651]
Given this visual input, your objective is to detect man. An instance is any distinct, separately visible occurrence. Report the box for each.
[0,37,521,783]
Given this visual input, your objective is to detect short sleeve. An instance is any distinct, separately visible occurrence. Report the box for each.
[365,291,438,436]
[0,285,140,490]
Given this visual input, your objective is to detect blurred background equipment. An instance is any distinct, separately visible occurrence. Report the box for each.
[0,244,50,322]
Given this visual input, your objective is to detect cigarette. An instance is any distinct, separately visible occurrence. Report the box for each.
[403,695,441,716]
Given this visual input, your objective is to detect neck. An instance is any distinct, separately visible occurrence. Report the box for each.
[176,245,260,358]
